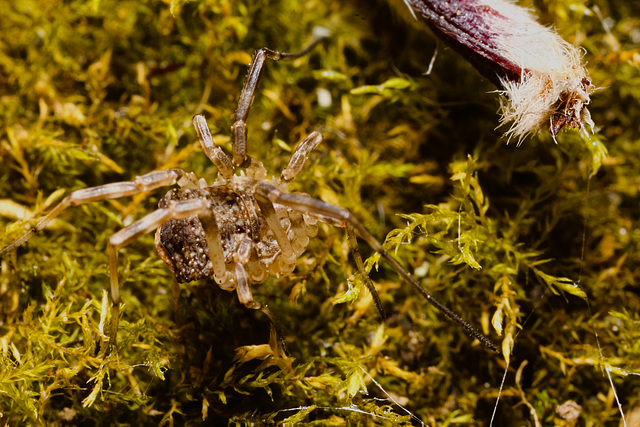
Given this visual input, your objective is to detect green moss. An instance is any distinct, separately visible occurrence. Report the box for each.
[0,0,639,424]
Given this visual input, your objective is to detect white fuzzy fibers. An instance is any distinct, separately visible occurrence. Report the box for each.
[483,0,593,141]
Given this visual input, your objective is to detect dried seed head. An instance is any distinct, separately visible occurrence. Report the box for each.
[486,1,595,142]
[394,0,595,142]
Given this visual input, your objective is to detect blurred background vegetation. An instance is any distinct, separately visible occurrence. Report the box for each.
[0,0,638,424]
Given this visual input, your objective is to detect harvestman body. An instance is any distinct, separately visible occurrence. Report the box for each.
[0,36,497,353]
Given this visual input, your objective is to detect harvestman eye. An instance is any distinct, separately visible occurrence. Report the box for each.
[0,32,497,354]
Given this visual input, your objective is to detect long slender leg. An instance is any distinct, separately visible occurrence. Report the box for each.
[255,182,499,353]
[288,209,309,254]
[254,192,294,260]
[280,131,324,182]
[246,248,268,283]
[235,260,288,354]
[192,114,234,179]
[235,261,257,308]
[346,226,386,319]
[107,198,214,347]
[171,277,182,325]
[0,169,185,257]
[231,36,326,166]
[197,209,233,287]
[259,304,288,356]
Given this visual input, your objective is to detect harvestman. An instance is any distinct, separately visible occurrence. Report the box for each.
[0,36,497,353]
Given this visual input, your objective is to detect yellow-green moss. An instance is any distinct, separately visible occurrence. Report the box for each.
[0,0,639,424]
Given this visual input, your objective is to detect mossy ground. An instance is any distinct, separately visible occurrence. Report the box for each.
[0,0,638,425]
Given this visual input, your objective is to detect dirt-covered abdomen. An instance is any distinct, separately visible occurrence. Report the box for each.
[155,186,263,283]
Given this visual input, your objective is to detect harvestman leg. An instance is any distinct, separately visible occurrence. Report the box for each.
[232,250,288,354]
[0,169,186,258]
[280,131,324,183]
[255,185,386,319]
[346,226,386,319]
[0,168,202,347]
[281,130,387,317]
[255,182,499,353]
[192,114,234,179]
[109,200,195,344]
[231,37,326,166]
[101,203,286,353]
[107,198,218,345]
[108,196,287,349]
